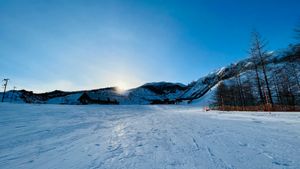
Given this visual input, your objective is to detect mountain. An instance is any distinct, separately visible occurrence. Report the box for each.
[0,82,188,105]
[1,45,299,105]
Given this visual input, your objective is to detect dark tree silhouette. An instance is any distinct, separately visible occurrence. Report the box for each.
[249,41,264,105]
[250,30,273,106]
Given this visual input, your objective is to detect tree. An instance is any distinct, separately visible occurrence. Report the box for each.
[235,73,245,107]
[286,62,300,90]
[250,30,273,106]
[249,44,265,105]
[295,21,300,41]
[293,21,300,61]
[276,68,296,107]
[214,82,228,109]
[243,78,256,106]
[271,69,283,105]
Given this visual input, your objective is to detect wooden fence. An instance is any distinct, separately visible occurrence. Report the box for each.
[210,104,300,112]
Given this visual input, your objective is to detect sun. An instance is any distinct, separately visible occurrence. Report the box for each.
[115,81,129,94]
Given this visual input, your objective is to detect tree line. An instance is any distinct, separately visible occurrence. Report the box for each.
[214,26,300,111]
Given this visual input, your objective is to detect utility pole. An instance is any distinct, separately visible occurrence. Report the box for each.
[2,79,9,102]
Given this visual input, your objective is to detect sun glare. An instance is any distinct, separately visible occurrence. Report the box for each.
[115,81,129,94]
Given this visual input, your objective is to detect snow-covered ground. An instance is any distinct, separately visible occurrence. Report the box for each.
[0,103,300,169]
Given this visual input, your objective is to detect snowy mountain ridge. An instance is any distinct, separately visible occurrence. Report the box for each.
[1,48,298,105]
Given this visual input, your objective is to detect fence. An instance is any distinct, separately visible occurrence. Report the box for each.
[211,104,300,112]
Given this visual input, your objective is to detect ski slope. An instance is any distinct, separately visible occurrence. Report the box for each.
[0,103,300,169]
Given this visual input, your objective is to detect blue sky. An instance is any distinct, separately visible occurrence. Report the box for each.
[0,0,299,92]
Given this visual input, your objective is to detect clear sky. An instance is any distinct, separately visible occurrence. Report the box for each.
[0,0,300,92]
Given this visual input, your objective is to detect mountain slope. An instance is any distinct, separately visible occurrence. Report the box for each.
[1,45,299,105]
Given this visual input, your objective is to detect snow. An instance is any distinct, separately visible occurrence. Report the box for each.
[189,86,216,106]
[1,103,300,169]
[142,82,186,88]
[0,91,24,103]
[47,93,83,104]
[0,82,186,105]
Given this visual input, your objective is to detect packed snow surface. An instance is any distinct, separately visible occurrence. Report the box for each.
[1,103,300,169]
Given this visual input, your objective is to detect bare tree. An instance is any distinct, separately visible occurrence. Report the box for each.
[250,30,273,106]
[277,68,296,107]
[214,82,228,109]
[242,78,256,106]
[271,69,283,105]
[249,45,265,105]
[295,21,300,40]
